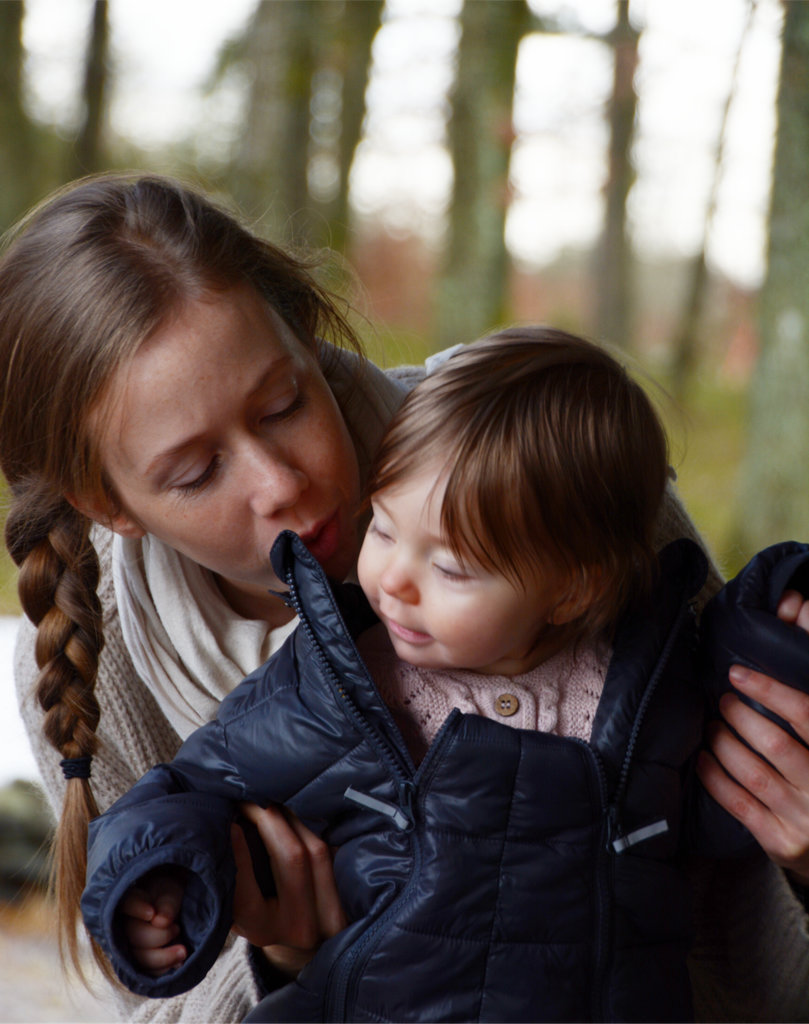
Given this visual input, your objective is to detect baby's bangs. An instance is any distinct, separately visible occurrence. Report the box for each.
[440,447,548,589]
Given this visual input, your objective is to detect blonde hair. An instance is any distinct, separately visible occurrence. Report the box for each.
[366,327,669,647]
[0,172,361,977]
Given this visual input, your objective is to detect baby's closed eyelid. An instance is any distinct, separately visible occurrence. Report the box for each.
[433,559,469,581]
[369,518,393,541]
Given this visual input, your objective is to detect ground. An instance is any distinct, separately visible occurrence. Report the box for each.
[0,898,117,1024]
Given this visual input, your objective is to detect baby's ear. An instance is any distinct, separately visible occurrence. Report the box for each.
[550,566,603,626]
[65,492,146,539]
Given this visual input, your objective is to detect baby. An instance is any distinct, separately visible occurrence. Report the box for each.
[81,328,809,1022]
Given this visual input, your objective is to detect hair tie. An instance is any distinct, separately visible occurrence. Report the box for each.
[60,755,92,780]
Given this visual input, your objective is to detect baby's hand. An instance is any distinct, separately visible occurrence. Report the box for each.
[120,867,188,976]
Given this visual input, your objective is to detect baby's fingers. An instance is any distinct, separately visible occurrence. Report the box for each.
[152,876,185,928]
[124,916,180,951]
[120,887,157,923]
[130,940,188,976]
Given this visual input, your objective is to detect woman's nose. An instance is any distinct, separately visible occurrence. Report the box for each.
[246,446,309,518]
[380,557,419,604]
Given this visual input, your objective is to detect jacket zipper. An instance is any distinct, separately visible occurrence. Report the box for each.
[609,603,691,832]
[589,600,692,1020]
[327,716,463,1021]
[283,564,414,790]
[576,742,612,1023]
[283,563,422,1021]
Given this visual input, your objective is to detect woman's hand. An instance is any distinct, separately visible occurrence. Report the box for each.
[119,868,188,975]
[231,803,347,975]
[697,590,809,883]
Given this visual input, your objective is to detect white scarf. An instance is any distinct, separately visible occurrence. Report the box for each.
[113,534,296,739]
[112,347,413,740]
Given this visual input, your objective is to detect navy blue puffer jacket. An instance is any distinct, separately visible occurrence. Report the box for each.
[700,540,809,737]
[82,533,758,1023]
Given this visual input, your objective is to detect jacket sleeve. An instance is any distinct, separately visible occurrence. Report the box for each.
[687,541,809,857]
[81,716,253,998]
[700,540,809,733]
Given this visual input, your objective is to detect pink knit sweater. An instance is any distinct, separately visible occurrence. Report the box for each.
[356,623,610,764]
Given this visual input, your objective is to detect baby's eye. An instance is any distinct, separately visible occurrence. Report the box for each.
[434,562,470,582]
[368,518,393,543]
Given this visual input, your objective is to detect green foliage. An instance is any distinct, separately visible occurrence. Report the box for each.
[654,370,751,580]
[356,323,435,371]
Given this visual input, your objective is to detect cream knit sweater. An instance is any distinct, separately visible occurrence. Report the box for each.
[14,357,809,1023]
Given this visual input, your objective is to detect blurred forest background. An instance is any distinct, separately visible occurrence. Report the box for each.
[1,0,808,597]
[1,0,809,1013]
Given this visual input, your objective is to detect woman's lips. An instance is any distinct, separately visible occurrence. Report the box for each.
[300,513,341,566]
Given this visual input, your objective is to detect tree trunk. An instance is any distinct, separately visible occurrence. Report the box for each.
[325,0,383,254]
[736,0,809,552]
[668,0,754,397]
[436,0,530,348]
[231,1,316,244]
[227,2,381,252]
[69,0,109,177]
[0,0,36,230]
[592,0,639,349]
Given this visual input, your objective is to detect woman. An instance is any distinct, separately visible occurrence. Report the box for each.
[1,173,808,1023]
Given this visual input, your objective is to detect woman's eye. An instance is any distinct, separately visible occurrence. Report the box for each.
[261,389,305,424]
[176,456,221,495]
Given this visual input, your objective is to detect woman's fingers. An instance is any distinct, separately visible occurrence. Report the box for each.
[729,664,809,747]
[232,803,346,957]
[697,743,772,835]
[700,685,809,881]
[700,587,809,880]
[720,684,809,786]
[777,588,809,631]
[697,730,809,873]
[287,813,347,938]
[241,804,321,950]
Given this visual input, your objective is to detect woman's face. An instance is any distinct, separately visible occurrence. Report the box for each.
[93,283,361,620]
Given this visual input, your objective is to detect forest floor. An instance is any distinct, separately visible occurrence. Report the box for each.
[0,896,117,1024]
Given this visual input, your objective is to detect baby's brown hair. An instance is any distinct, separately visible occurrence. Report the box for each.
[366,327,669,647]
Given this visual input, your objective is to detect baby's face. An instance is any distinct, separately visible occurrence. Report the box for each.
[357,462,569,676]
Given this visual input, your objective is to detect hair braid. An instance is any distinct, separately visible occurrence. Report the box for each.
[6,484,108,979]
